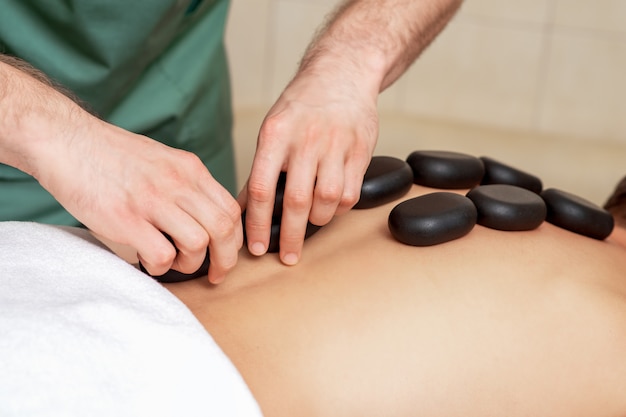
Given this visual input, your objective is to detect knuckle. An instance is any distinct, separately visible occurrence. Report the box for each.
[247,179,275,204]
[176,258,201,274]
[340,187,361,208]
[315,183,343,205]
[350,141,374,164]
[212,213,237,240]
[225,199,243,221]
[281,230,304,246]
[283,189,311,212]
[165,151,208,184]
[149,245,177,270]
[259,113,287,140]
[209,253,237,279]
[244,216,267,233]
[219,253,238,271]
[178,149,204,167]
[184,230,209,252]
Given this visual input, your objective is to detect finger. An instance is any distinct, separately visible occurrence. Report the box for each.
[197,177,244,250]
[132,196,211,276]
[279,160,317,266]
[199,212,241,285]
[192,179,244,284]
[236,180,248,211]
[157,210,210,275]
[335,154,369,216]
[309,158,344,226]
[245,157,283,256]
[131,220,178,277]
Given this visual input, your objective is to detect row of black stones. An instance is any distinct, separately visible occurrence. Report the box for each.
[144,150,614,283]
[361,150,613,247]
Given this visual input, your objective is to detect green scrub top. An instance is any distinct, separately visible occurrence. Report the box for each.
[0,0,236,225]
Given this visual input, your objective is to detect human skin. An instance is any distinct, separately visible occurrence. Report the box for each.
[243,0,463,266]
[156,184,626,417]
[0,0,463,282]
[0,55,242,284]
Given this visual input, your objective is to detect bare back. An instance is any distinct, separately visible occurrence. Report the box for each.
[164,185,626,417]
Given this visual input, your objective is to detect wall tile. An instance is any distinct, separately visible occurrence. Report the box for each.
[401,17,545,132]
[459,0,552,25]
[538,29,626,143]
[227,0,626,146]
[225,0,272,109]
[554,0,626,33]
[378,78,406,113]
[269,1,340,103]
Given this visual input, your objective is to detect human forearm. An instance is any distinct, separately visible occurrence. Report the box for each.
[0,55,90,180]
[299,0,463,94]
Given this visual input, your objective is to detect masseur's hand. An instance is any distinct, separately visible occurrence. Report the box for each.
[240,0,464,266]
[241,69,378,265]
[43,120,244,284]
[0,58,242,284]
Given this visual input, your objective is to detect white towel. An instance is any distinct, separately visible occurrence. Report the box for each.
[0,222,263,417]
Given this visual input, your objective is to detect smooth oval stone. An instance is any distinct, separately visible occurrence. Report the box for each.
[388,192,477,246]
[406,150,485,189]
[354,156,414,209]
[541,188,614,240]
[271,171,287,219]
[466,184,546,231]
[480,156,543,193]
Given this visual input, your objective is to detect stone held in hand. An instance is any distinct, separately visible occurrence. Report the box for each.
[267,171,287,220]
[466,184,546,231]
[354,155,414,209]
[480,156,543,194]
[144,171,319,283]
[406,150,485,189]
[541,188,614,240]
[388,192,477,246]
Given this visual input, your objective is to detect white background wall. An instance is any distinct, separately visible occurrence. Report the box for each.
[226,0,626,145]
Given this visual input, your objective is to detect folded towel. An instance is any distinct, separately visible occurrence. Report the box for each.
[0,222,263,417]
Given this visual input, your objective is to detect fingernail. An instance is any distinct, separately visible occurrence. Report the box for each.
[282,253,299,266]
[250,242,266,256]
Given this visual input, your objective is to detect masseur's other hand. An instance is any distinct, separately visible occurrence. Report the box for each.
[241,71,378,265]
[41,119,243,284]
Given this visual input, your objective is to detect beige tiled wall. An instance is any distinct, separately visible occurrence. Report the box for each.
[226,0,626,144]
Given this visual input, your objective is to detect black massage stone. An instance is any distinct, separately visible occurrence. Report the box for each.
[406,150,485,189]
[268,171,287,219]
[480,156,543,194]
[388,192,477,246]
[354,155,414,209]
[466,184,546,231]
[541,188,614,240]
